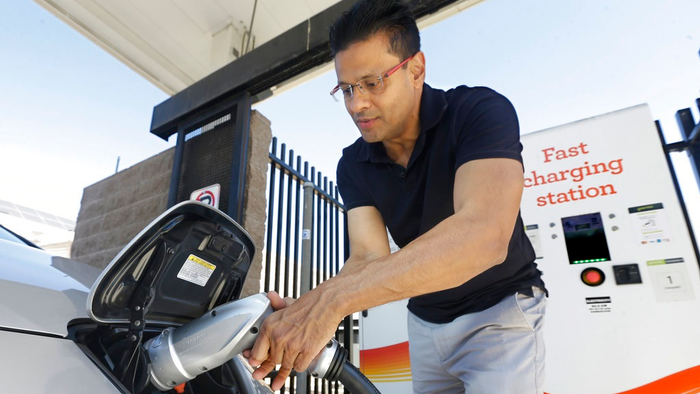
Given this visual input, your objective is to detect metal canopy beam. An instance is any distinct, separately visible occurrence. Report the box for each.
[150,0,465,140]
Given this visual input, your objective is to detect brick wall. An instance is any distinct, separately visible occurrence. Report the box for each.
[71,148,173,270]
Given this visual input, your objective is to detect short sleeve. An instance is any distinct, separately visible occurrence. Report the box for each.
[454,89,523,171]
[336,155,374,210]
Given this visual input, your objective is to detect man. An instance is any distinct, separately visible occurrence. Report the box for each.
[247,1,547,392]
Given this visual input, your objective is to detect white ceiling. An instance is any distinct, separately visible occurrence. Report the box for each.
[34,0,343,95]
[33,0,482,97]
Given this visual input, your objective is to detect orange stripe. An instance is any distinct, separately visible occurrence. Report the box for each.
[362,344,700,392]
[360,341,411,380]
[545,365,700,394]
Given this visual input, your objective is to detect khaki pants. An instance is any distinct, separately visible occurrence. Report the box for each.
[408,287,546,394]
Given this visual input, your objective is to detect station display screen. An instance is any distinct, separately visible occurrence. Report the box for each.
[561,212,611,264]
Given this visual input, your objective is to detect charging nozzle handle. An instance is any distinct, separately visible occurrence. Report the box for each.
[307,338,380,394]
[307,338,344,380]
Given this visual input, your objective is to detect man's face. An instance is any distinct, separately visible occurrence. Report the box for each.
[334,34,422,144]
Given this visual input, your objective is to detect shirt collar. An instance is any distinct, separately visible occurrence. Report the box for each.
[357,83,448,164]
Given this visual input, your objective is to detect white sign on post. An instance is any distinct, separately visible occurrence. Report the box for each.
[190,184,221,209]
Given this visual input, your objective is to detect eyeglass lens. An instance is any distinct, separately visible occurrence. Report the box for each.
[335,76,385,101]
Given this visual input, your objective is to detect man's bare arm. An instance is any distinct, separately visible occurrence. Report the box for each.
[326,157,524,313]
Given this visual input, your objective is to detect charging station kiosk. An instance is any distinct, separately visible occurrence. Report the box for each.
[358,104,700,393]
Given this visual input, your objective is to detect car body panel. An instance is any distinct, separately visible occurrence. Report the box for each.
[0,238,90,336]
[0,203,275,394]
[0,330,122,393]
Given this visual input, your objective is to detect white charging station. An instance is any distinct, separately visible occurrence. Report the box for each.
[358,104,700,394]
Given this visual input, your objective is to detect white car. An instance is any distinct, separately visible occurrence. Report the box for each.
[0,202,273,394]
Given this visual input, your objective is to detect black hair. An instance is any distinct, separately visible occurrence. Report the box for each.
[329,0,420,60]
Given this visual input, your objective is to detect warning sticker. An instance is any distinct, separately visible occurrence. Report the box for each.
[586,296,612,313]
[628,203,671,245]
[177,254,216,287]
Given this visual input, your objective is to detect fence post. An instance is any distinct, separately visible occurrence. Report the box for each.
[675,103,700,193]
[296,182,315,394]
[301,183,315,295]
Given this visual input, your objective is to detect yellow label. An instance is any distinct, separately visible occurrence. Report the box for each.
[187,254,216,271]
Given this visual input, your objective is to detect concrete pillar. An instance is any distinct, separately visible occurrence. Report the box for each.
[240,110,272,297]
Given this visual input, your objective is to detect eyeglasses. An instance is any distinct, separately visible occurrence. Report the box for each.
[330,54,414,102]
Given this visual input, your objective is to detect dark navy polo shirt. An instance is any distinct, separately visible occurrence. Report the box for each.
[337,83,545,324]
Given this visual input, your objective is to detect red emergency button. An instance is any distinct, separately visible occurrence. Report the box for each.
[581,267,605,286]
[585,270,601,282]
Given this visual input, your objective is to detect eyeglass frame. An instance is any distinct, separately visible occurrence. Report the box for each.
[330,54,415,102]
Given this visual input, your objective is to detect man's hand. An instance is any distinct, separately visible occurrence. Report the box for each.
[244,289,343,390]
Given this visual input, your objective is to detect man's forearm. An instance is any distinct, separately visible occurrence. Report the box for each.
[316,209,510,318]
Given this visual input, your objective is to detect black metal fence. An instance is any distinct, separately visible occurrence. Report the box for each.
[263,137,352,394]
[658,97,700,268]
